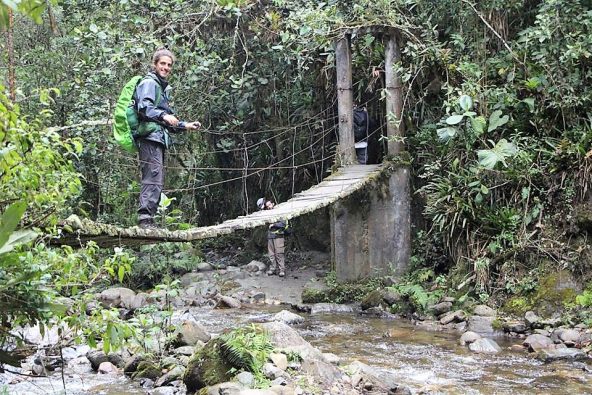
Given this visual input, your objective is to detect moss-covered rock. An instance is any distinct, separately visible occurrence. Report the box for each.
[132,361,161,380]
[183,338,233,394]
[360,289,385,310]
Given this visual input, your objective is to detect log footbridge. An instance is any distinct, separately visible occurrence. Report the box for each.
[57,28,410,282]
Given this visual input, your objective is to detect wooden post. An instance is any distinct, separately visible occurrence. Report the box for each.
[385,32,404,154]
[335,35,356,165]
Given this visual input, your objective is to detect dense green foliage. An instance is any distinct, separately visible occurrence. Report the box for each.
[2,0,592,369]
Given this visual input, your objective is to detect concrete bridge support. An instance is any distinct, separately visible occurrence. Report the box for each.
[332,30,411,281]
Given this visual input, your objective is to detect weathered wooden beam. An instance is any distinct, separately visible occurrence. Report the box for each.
[335,34,356,166]
[385,32,404,154]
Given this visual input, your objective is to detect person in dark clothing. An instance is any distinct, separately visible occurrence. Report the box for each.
[135,48,201,229]
[257,197,290,277]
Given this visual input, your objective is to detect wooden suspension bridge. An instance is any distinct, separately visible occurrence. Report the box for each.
[56,164,386,248]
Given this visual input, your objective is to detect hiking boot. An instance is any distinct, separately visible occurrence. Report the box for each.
[266,268,276,276]
[278,271,285,277]
[138,218,159,229]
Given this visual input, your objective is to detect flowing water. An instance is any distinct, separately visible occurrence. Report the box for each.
[3,306,592,395]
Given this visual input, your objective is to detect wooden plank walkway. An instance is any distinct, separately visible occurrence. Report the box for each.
[55,164,385,247]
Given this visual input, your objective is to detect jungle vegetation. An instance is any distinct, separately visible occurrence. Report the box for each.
[1,0,592,365]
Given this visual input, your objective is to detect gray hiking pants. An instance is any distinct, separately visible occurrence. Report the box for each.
[137,139,165,221]
[267,237,285,272]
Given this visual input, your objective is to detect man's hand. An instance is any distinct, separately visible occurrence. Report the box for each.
[184,121,201,130]
[163,114,179,127]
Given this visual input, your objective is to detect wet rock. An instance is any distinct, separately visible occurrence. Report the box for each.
[439,310,465,325]
[250,291,266,304]
[310,303,354,315]
[323,352,341,365]
[454,321,467,332]
[467,315,495,334]
[473,305,496,317]
[524,311,542,328]
[86,350,109,371]
[469,338,501,354]
[161,356,181,369]
[174,346,197,356]
[270,353,288,371]
[430,301,452,316]
[382,289,402,306]
[98,361,119,374]
[503,320,527,334]
[133,361,162,380]
[347,361,409,394]
[124,354,149,375]
[510,344,527,352]
[263,362,287,380]
[558,328,581,346]
[99,287,136,308]
[273,310,305,325]
[537,348,588,363]
[539,317,562,328]
[150,386,178,395]
[155,365,185,387]
[31,363,47,376]
[245,260,267,272]
[523,334,554,352]
[235,371,255,387]
[301,359,340,385]
[459,331,481,346]
[215,295,242,309]
[174,320,211,346]
[361,289,386,310]
[183,338,234,393]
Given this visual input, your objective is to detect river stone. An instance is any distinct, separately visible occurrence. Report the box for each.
[301,359,340,385]
[322,352,341,365]
[536,347,588,363]
[173,346,196,356]
[86,350,109,371]
[235,371,255,387]
[263,362,287,380]
[196,261,214,272]
[215,295,242,309]
[347,361,409,394]
[439,310,466,325]
[270,353,288,371]
[558,329,581,345]
[98,361,119,374]
[503,320,527,334]
[129,292,149,310]
[273,310,305,325]
[249,291,266,304]
[245,260,267,272]
[523,334,554,352]
[124,354,149,374]
[467,316,495,334]
[468,338,501,354]
[179,272,206,287]
[382,289,402,306]
[183,338,234,393]
[430,301,452,316]
[155,365,185,387]
[524,311,542,328]
[310,303,354,315]
[473,305,496,317]
[133,361,161,380]
[459,331,481,346]
[361,289,386,310]
[161,356,181,369]
[174,320,211,346]
[99,287,136,308]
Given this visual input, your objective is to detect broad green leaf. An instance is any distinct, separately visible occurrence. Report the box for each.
[471,116,486,135]
[522,98,535,112]
[437,127,458,142]
[459,95,473,112]
[445,114,464,125]
[0,201,27,250]
[0,229,38,255]
[487,110,509,132]
[477,139,518,169]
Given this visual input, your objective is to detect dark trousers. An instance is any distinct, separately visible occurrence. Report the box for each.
[137,139,165,221]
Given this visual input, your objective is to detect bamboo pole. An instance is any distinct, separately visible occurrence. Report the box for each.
[385,32,404,154]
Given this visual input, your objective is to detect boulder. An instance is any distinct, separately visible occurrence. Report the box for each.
[132,361,161,380]
[558,329,581,346]
[524,311,542,328]
[439,310,465,325]
[346,361,410,394]
[97,361,119,374]
[301,359,340,385]
[99,287,136,308]
[215,295,242,309]
[235,371,255,387]
[123,354,150,375]
[86,350,109,371]
[502,320,527,334]
[270,353,288,371]
[179,272,206,287]
[174,320,211,347]
[468,338,501,354]
[467,316,495,334]
[459,331,481,346]
[245,260,267,272]
[361,289,386,310]
[430,301,452,316]
[262,362,288,380]
[473,305,496,317]
[273,310,305,325]
[523,334,554,352]
[310,303,354,315]
[183,338,234,393]
[536,348,588,363]
[155,365,185,387]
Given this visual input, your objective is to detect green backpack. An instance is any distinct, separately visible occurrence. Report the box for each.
[112,76,161,152]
